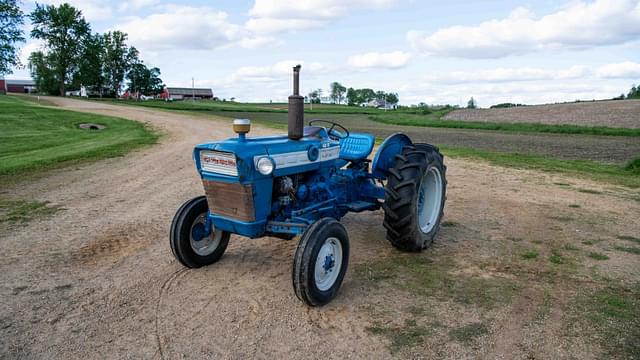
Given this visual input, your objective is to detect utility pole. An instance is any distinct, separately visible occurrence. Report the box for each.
[192,77,195,103]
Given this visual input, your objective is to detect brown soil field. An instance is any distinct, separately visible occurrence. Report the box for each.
[1,98,639,359]
[444,99,640,129]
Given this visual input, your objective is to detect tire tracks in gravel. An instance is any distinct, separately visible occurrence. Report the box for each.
[154,267,189,360]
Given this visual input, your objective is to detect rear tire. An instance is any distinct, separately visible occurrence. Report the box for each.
[383,144,447,252]
[170,196,230,268]
[292,218,350,306]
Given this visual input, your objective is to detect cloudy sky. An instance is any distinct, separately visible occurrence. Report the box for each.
[9,0,640,106]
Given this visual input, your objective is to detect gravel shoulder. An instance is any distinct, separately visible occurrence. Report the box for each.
[1,97,638,359]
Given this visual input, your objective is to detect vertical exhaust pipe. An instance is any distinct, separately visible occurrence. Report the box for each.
[288,65,304,140]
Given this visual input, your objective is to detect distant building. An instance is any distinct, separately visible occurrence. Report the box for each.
[367,99,395,109]
[6,79,37,94]
[0,78,6,94]
[160,87,213,100]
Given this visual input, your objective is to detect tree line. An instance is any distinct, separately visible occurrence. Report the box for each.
[306,82,399,107]
[1,1,163,97]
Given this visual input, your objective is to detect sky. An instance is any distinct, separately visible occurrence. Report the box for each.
[8,0,640,106]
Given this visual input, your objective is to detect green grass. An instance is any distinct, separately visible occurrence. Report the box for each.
[617,235,640,244]
[0,95,158,183]
[588,252,609,260]
[448,323,489,344]
[0,199,63,223]
[568,204,581,208]
[573,284,640,358]
[549,251,568,264]
[369,113,640,137]
[614,246,640,255]
[355,256,520,308]
[440,146,640,188]
[625,157,640,173]
[521,249,539,259]
[366,319,437,352]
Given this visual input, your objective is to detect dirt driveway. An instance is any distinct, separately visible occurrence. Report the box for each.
[1,98,639,359]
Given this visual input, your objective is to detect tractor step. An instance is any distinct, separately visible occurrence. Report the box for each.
[341,201,379,212]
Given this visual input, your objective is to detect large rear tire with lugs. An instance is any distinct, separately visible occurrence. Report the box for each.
[382,144,447,252]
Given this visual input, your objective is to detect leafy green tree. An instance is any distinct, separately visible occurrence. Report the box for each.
[360,88,376,103]
[467,97,477,109]
[30,3,90,96]
[127,61,163,98]
[74,33,106,96]
[28,50,59,94]
[346,87,358,106]
[308,89,322,103]
[628,85,640,99]
[103,31,138,96]
[0,0,25,76]
[330,82,346,104]
[385,92,399,105]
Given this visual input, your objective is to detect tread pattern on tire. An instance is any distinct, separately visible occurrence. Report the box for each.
[292,217,349,306]
[383,144,447,252]
[170,196,230,268]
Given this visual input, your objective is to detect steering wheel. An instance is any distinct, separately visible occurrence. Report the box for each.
[308,119,350,140]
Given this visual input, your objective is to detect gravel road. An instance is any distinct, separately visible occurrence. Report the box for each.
[1,97,638,359]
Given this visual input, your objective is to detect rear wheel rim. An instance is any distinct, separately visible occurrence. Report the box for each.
[189,213,222,256]
[417,167,443,234]
[314,237,343,291]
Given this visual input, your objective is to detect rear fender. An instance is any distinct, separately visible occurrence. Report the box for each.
[371,133,413,180]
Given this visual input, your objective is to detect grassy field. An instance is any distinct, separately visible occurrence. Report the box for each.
[82,98,640,187]
[0,95,158,183]
[99,99,640,137]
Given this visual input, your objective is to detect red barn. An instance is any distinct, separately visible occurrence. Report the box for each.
[6,79,37,93]
[0,78,6,94]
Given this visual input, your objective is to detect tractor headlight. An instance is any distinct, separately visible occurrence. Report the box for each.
[256,156,274,175]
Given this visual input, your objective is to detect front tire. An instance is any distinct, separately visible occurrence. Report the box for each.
[383,144,447,252]
[170,196,230,268]
[293,218,350,306]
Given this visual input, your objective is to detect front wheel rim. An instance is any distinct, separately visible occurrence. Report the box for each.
[189,213,222,256]
[314,237,343,291]
[417,167,443,234]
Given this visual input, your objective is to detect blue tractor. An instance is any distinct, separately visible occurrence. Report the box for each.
[170,65,447,306]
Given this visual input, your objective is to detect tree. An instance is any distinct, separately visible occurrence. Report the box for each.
[74,33,106,96]
[103,31,138,96]
[30,3,90,96]
[126,61,163,98]
[628,85,640,99]
[346,87,358,106]
[385,92,399,106]
[0,0,25,76]
[330,82,346,104]
[308,89,322,104]
[29,50,59,94]
[467,97,477,109]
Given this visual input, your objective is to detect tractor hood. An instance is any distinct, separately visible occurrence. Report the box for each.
[194,132,340,181]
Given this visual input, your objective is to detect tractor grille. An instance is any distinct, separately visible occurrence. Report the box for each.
[202,180,255,222]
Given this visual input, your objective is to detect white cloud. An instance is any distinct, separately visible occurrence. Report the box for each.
[421,63,640,85]
[347,51,411,69]
[118,0,159,12]
[408,0,640,58]
[18,41,44,66]
[246,0,397,33]
[595,61,640,78]
[228,60,327,83]
[114,5,269,51]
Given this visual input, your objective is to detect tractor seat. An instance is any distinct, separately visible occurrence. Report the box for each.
[339,133,375,161]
